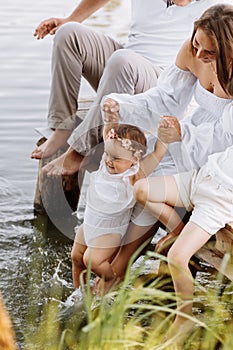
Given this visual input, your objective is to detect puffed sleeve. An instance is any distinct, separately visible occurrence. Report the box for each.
[171,102,233,172]
[102,64,197,135]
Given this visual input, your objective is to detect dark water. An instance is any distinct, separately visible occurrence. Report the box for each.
[0,0,130,346]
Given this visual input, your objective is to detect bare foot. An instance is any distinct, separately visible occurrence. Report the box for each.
[42,147,84,176]
[94,274,121,295]
[163,318,195,347]
[31,129,72,159]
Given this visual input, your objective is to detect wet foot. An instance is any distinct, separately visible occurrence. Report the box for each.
[163,318,195,347]
[94,274,122,295]
[42,148,84,176]
[31,129,72,159]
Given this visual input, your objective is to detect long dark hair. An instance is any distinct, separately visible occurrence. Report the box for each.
[191,4,233,96]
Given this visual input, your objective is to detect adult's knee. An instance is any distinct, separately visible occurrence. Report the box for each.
[105,49,133,78]
[133,179,149,205]
[167,245,185,268]
[53,22,84,52]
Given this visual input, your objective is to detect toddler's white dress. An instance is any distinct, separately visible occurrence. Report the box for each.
[83,160,139,246]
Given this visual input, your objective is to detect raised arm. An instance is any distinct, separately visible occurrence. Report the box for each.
[101,41,196,134]
[34,0,110,39]
[156,103,233,171]
[132,138,168,184]
[102,98,120,140]
[132,117,175,184]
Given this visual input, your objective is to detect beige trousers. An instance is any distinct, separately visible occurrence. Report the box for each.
[48,22,162,154]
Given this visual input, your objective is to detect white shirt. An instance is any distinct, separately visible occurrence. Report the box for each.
[125,0,228,67]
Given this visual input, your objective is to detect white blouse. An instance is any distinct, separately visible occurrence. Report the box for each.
[125,0,226,68]
[105,64,233,173]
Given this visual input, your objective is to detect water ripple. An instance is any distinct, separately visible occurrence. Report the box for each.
[0,177,33,223]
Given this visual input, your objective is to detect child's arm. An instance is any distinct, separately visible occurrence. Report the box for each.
[102,98,120,140]
[132,138,168,184]
[132,117,174,184]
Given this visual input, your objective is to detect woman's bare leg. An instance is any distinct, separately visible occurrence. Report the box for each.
[167,221,211,339]
[83,234,122,293]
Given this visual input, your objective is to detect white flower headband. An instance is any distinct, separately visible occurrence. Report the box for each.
[107,128,144,159]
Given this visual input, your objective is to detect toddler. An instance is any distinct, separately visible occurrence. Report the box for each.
[71,119,166,292]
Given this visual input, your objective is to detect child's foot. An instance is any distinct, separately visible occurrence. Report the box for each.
[31,129,72,159]
[94,274,121,295]
[42,148,84,176]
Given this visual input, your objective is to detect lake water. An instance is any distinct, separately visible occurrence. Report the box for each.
[0,0,130,346]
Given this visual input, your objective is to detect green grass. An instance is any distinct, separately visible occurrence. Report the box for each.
[23,251,233,350]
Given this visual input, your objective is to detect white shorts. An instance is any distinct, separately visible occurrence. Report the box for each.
[174,166,233,235]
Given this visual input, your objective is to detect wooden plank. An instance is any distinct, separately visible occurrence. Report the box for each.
[195,224,233,280]
[215,227,233,259]
[196,242,233,281]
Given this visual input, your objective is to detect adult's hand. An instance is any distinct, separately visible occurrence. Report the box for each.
[158,116,181,143]
[33,17,68,39]
[102,98,120,123]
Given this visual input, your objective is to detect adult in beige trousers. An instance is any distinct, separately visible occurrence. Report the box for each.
[31,0,216,176]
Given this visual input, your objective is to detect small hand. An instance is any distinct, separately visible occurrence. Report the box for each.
[33,17,67,39]
[158,115,181,143]
[102,98,120,123]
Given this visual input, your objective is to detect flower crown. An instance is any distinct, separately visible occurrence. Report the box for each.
[107,128,144,159]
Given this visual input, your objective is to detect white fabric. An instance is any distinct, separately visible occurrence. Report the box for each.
[207,145,233,190]
[174,147,233,234]
[106,64,196,135]
[105,64,233,173]
[125,0,226,68]
[83,160,139,245]
[104,63,233,227]
[176,83,233,171]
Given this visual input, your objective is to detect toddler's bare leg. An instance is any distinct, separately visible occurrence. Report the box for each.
[83,234,122,293]
[111,222,159,279]
[71,225,87,289]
